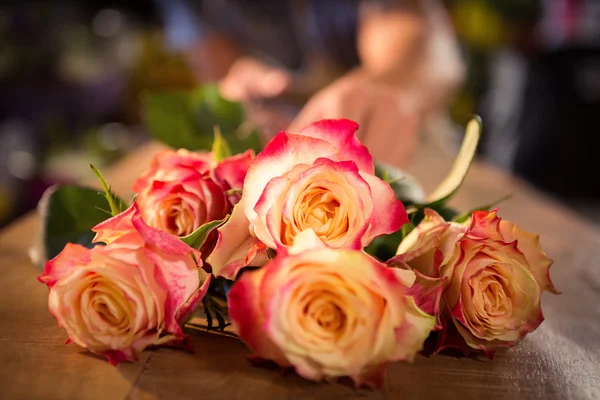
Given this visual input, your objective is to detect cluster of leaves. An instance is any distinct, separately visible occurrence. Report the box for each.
[143,84,263,154]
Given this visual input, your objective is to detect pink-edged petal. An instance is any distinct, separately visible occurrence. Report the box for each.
[152,164,204,183]
[228,267,288,365]
[213,149,254,191]
[174,272,212,328]
[106,333,160,365]
[207,203,269,279]
[130,211,202,258]
[144,247,201,336]
[38,243,92,288]
[253,175,291,249]
[296,119,374,174]
[349,364,387,389]
[132,149,213,193]
[465,209,503,241]
[219,241,269,280]
[405,270,446,330]
[242,132,338,221]
[360,172,409,245]
[434,316,476,356]
[498,219,559,294]
[92,204,137,245]
[396,208,448,255]
[145,180,185,199]
[388,224,450,269]
[453,321,500,358]
[391,295,437,362]
[367,261,436,363]
[105,349,134,366]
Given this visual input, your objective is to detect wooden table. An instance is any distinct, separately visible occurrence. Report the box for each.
[1,138,599,400]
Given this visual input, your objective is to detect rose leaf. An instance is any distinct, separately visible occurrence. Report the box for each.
[180,215,229,250]
[36,185,127,265]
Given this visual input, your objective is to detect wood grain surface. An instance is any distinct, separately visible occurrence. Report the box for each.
[1,137,599,400]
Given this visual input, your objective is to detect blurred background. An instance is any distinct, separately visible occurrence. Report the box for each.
[1,0,599,227]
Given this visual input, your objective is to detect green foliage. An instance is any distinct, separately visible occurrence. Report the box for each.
[224,189,243,197]
[211,126,232,162]
[143,84,263,154]
[422,116,482,207]
[40,185,127,260]
[90,164,127,216]
[364,229,407,262]
[180,216,229,250]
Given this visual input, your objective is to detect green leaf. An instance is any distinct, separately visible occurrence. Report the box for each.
[144,91,201,149]
[224,188,243,197]
[423,116,482,206]
[400,221,416,238]
[454,193,514,223]
[189,84,244,134]
[90,164,127,216]
[211,126,232,162]
[374,161,426,205]
[40,185,124,261]
[364,229,406,262]
[180,215,229,249]
[143,84,264,154]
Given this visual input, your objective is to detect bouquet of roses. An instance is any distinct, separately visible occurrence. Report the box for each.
[35,87,557,388]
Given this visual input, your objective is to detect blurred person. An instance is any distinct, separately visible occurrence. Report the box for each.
[156,0,464,167]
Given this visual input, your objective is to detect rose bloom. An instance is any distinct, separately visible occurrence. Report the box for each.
[38,204,211,364]
[208,119,408,279]
[391,208,558,355]
[228,231,436,387]
[133,148,253,237]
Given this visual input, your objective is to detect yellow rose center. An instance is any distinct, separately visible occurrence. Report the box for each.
[165,203,195,236]
[79,274,136,343]
[468,265,515,336]
[480,276,509,316]
[282,185,349,246]
[153,196,200,237]
[303,291,347,338]
[89,281,132,329]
